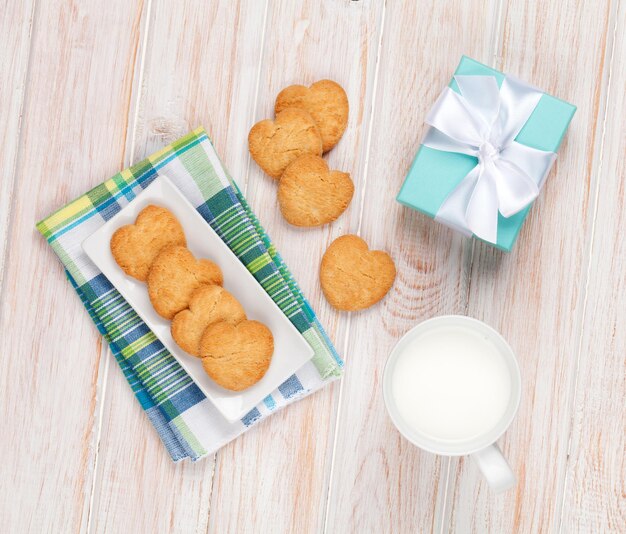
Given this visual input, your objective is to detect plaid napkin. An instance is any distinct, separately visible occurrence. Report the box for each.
[36,127,343,461]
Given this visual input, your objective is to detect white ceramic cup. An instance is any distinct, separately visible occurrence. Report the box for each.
[382,315,521,492]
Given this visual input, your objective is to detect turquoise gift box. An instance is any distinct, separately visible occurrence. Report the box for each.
[397,56,576,251]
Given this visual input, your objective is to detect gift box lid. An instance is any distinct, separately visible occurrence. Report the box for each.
[397,56,576,252]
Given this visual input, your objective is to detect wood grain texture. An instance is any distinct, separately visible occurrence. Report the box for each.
[0,0,36,285]
[0,0,145,531]
[207,2,385,532]
[123,0,267,182]
[323,1,500,532]
[88,2,268,533]
[90,366,215,534]
[447,0,619,532]
[560,1,626,530]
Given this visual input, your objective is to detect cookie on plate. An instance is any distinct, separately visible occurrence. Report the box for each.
[171,285,246,357]
[320,234,395,311]
[278,154,354,227]
[248,108,322,179]
[200,320,274,391]
[147,245,223,319]
[110,205,186,281]
[275,80,349,152]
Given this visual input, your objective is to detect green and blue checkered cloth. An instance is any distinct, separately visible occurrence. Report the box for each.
[36,127,343,461]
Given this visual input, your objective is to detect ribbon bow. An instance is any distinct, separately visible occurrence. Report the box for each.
[423,75,556,244]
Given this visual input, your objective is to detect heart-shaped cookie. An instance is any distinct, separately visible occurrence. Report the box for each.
[248,108,322,179]
[320,234,396,311]
[200,320,274,391]
[147,245,223,319]
[275,80,349,152]
[278,155,354,227]
[110,205,186,281]
[171,285,246,356]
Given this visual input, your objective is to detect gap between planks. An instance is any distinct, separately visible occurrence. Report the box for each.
[435,0,505,530]
[0,0,38,309]
[239,0,270,198]
[321,2,388,532]
[202,3,271,533]
[555,0,621,530]
[85,1,155,532]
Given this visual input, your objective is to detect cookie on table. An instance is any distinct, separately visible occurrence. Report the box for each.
[320,234,395,312]
[275,80,349,152]
[110,205,186,281]
[248,107,322,179]
[278,154,354,227]
[147,245,223,319]
[171,285,246,357]
[200,320,274,391]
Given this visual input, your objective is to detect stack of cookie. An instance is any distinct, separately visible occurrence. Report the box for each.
[110,205,274,391]
[249,80,354,227]
[248,80,396,313]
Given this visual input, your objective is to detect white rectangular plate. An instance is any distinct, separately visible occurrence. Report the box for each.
[82,175,313,422]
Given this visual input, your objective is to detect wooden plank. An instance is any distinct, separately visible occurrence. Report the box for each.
[0,0,36,284]
[89,367,216,534]
[88,2,268,533]
[559,1,625,530]
[206,2,385,533]
[0,1,145,531]
[447,0,617,532]
[122,0,267,182]
[323,1,500,532]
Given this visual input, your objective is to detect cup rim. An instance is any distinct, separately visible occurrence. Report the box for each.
[382,315,522,456]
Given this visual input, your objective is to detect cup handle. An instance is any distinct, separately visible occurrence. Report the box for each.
[470,443,516,492]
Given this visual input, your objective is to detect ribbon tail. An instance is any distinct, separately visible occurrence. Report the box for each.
[465,164,500,244]
[493,158,540,217]
[435,165,482,238]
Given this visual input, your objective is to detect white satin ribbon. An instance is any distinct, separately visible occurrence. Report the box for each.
[423,75,556,244]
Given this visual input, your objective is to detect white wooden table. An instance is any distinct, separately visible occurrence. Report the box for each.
[1,1,624,532]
